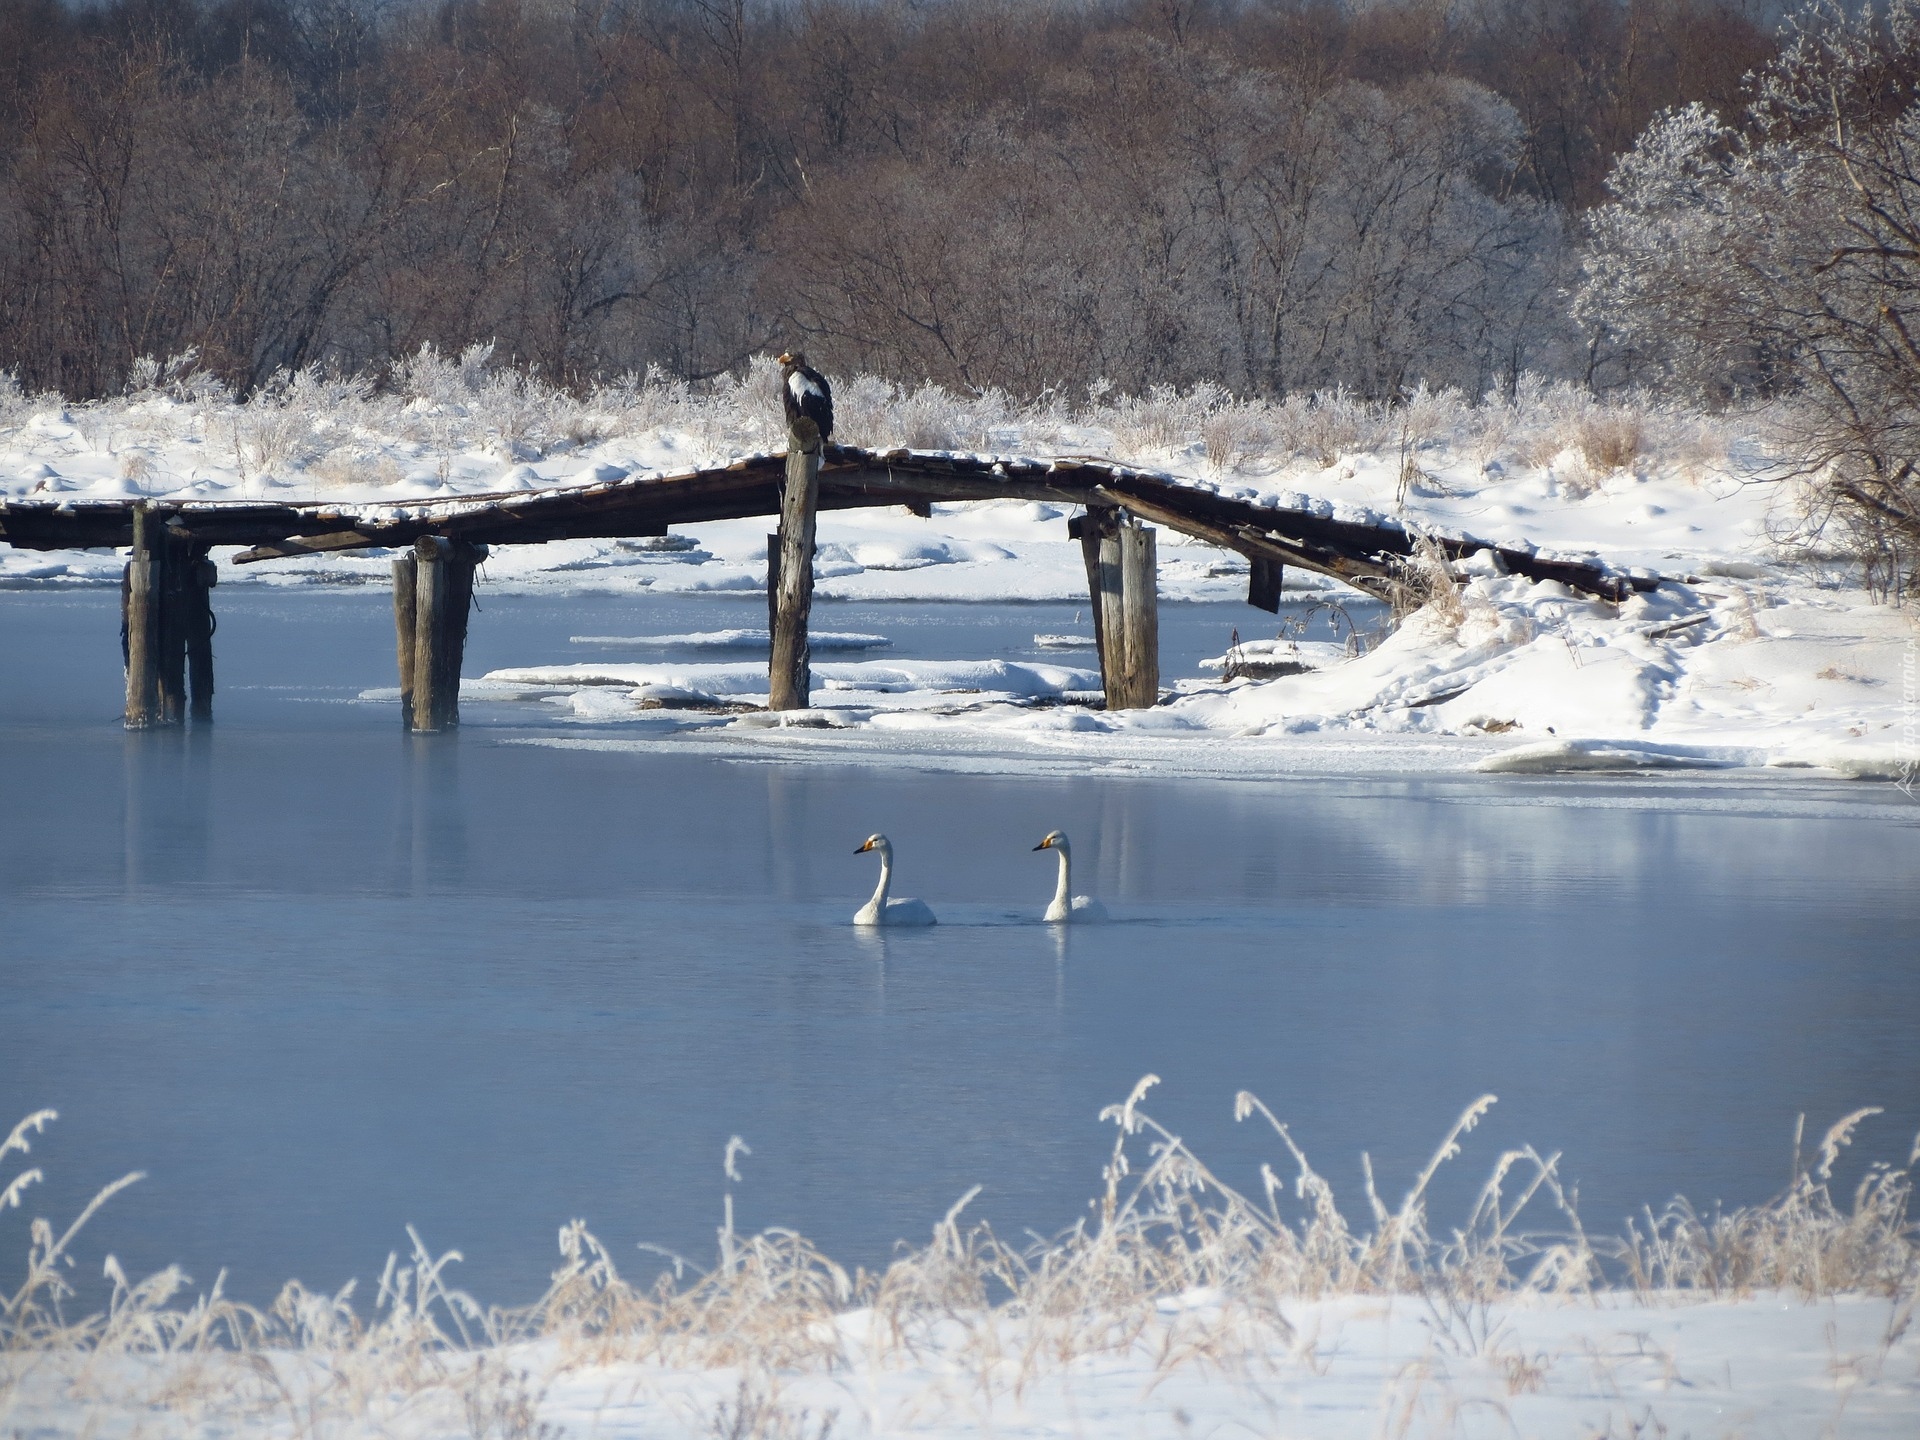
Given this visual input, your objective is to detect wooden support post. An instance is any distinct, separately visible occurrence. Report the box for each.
[766,534,781,643]
[405,537,485,733]
[1097,528,1126,704]
[1120,524,1159,708]
[393,552,418,730]
[156,526,190,725]
[444,541,482,717]
[1073,507,1120,704]
[412,537,448,731]
[186,548,217,721]
[123,502,161,729]
[769,435,821,710]
[1248,555,1284,614]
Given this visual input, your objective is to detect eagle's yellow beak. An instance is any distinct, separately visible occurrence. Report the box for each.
[777,352,794,365]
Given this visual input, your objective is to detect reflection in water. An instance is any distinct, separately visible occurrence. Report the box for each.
[121,728,217,892]
[401,736,469,894]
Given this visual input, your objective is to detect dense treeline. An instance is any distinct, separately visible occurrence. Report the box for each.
[0,0,1778,401]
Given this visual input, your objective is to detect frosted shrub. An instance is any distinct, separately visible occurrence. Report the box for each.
[125,350,230,406]
[11,352,1763,494]
[232,366,374,477]
[0,371,42,428]
[1199,396,1276,472]
[1282,388,1394,464]
[1100,382,1201,454]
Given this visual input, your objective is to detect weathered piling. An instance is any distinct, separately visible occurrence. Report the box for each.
[396,538,485,732]
[1070,509,1158,709]
[769,430,822,711]
[1248,555,1284,613]
[155,526,191,725]
[1072,508,1118,697]
[766,534,781,641]
[121,512,214,727]
[1119,524,1159,708]
[186,550,217,721]
[123,503,161,729]
[392,552,418,729]
[1098,529,1127,702]
[412,537,448,729]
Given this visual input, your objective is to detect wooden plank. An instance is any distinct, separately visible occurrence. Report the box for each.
[1120,525,1159,708]
[232,530,385,564]
[1099,485,1398,598]
[392,553,418,730]
[769,442,821,710]
[123,504,160,730]
[2,446,1660,603]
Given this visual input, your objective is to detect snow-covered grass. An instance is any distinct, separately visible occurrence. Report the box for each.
[0,348,1751,515]
[3,1088,1915,1438]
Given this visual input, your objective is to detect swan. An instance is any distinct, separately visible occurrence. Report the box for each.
[853,834,937,926]
[1033,830,1108,923]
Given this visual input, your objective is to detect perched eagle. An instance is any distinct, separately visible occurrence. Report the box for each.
[777,351,834,447]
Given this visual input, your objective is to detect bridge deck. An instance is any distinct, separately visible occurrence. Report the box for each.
[0,444,1655,600]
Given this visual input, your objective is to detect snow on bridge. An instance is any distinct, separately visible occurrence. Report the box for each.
[0,443,1657,600]
[0,444,1662,730]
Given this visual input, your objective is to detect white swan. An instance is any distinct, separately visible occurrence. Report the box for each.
[853,834,937,926]
[1033,831,1108,923]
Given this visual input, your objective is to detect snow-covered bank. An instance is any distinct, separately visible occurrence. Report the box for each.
[5,1091,1915,1439]
[7,1292,1912,1438]
[457,571,1915,780]
[8,362,1920,779]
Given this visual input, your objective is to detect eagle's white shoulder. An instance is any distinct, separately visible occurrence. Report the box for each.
[789,371,823,400]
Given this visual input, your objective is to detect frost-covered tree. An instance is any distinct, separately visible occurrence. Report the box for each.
[1580,0,1920,594]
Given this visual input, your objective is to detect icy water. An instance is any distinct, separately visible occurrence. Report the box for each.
[3,588,1918,1309]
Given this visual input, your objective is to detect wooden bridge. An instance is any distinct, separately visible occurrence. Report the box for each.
[0,443,1658,730]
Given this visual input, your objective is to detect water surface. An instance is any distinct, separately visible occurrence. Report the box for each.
[3,589,1916,1307]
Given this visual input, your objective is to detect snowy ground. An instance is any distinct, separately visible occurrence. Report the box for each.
[4,1292,1915,1439]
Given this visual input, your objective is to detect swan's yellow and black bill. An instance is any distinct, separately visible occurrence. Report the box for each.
[1032,840,1049,850]
[855,838,875,853]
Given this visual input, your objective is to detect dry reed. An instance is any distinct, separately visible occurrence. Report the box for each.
[3,1085,1913,1435]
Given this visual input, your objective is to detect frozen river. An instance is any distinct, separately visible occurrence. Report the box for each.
[2,588,1918,1308]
